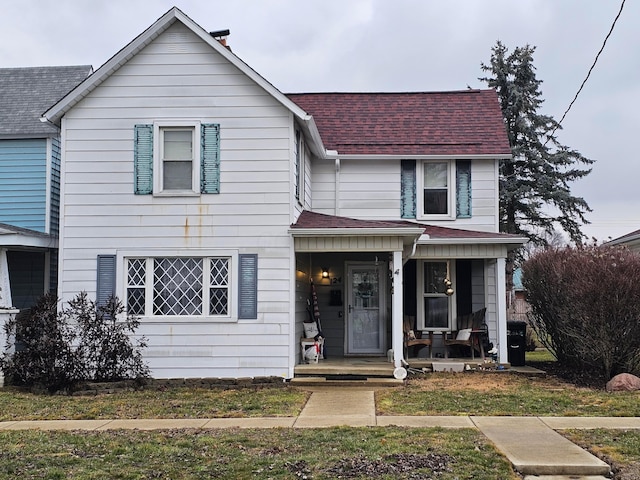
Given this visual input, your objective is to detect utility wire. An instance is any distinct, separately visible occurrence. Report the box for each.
[547,0,625,141]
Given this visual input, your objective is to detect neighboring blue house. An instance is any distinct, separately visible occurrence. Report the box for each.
[0,66,91,309]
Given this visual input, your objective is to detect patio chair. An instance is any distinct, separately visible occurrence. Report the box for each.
[403,315,433,359]
[444,307,487,360]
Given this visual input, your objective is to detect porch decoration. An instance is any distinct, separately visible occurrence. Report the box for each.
[444,261,454,296]
[300,279,325,362]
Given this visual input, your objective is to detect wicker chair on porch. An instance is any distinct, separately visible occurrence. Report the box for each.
[403,315,433,359]
[444,307,487,360]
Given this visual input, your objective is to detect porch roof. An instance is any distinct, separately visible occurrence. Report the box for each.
[290,211,527,246]
[0,223,57,249]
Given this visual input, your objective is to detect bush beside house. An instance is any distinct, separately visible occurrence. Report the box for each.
[523,244,640,380]
[0,292,149,393]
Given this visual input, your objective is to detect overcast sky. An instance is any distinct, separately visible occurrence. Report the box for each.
[2,0,636,241]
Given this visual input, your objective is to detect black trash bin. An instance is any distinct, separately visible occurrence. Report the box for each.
[506,321,526,367]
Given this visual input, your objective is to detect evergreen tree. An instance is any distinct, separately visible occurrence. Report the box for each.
[480,41,594,246]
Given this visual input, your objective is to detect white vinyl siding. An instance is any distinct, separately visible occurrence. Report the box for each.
[58,22,293,378]
[321,157,497,231]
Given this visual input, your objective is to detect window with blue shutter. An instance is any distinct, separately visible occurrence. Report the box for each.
[201,123,221,194]
[238,254,258,319]
[134,125,153,195]
[96,255,116,307]
[456,160,472,218]
[400,160,416,219]
[134,123,221,195]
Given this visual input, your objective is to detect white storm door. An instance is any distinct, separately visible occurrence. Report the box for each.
[346,262,386,355]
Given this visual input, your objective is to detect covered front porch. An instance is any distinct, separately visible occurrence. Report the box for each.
[289,211,526,379]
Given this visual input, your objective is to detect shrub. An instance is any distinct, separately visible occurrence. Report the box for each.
[1,292,149,392]
[0,293,81,391]
[66,292,150,382]
[523,245,640,379]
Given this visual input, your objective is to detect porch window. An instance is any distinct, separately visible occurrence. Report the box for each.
[419,261,450,331]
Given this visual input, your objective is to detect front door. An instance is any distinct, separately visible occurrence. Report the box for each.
[345,262,386,355]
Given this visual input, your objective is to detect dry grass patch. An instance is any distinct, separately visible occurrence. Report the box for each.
[376,372,640,417]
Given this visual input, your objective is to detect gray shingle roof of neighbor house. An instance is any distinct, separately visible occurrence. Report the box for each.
[0,65,92,139]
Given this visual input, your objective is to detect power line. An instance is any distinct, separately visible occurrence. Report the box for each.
[548,0,625,140]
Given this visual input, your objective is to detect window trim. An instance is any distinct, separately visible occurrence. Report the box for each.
[294,128,305,204]
[117,249,239,322]
[417,160,456,220]
[153,121,201,196]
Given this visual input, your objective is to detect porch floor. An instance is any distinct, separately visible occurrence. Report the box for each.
[294,356,508,378]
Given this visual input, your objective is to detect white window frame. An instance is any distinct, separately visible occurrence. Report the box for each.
[416,260,456,331]
[118,250,239,322]
[153,121,201,196]
[417,159,456,220]
[294,128,305,204]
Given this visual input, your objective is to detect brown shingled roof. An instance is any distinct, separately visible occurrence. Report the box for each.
[287,90,511,156]
[292,211,524,242]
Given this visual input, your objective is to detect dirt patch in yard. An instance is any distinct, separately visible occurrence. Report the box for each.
[407,370,576,392]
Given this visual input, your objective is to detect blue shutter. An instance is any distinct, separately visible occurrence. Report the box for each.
[96,255,116,307]
[400,160,416,219]
[201,123,221,194]
[456,160,472,218]
[134,125,153,195]
[238,254,257,319]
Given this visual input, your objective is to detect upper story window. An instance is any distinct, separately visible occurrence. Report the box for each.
[133,122,220,196]
[160,127,196,192]
[422,161,452,216]
[401,159,472,220]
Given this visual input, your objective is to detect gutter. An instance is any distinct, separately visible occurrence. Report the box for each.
[289,227,426,237]
[323,153,512,161]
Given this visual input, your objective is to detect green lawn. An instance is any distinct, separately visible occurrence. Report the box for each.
[0,386,309,421]
[0,427,519,479]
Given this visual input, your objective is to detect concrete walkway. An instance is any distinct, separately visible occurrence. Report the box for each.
[3,387,640,478]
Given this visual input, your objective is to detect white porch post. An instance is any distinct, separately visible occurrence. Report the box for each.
[496,257,508,363]
[0,248,18,387]
[0,248,11,308]
[392,250,404,368]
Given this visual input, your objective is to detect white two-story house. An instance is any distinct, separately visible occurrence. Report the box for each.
[41,7,525,379]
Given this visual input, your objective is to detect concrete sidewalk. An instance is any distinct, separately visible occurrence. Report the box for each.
[3,387,640,478]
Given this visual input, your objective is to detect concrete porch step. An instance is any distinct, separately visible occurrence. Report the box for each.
[290,376,404,387]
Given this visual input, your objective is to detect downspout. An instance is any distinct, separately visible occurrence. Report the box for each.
[402,234,421,265]
[334,157,340,216]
